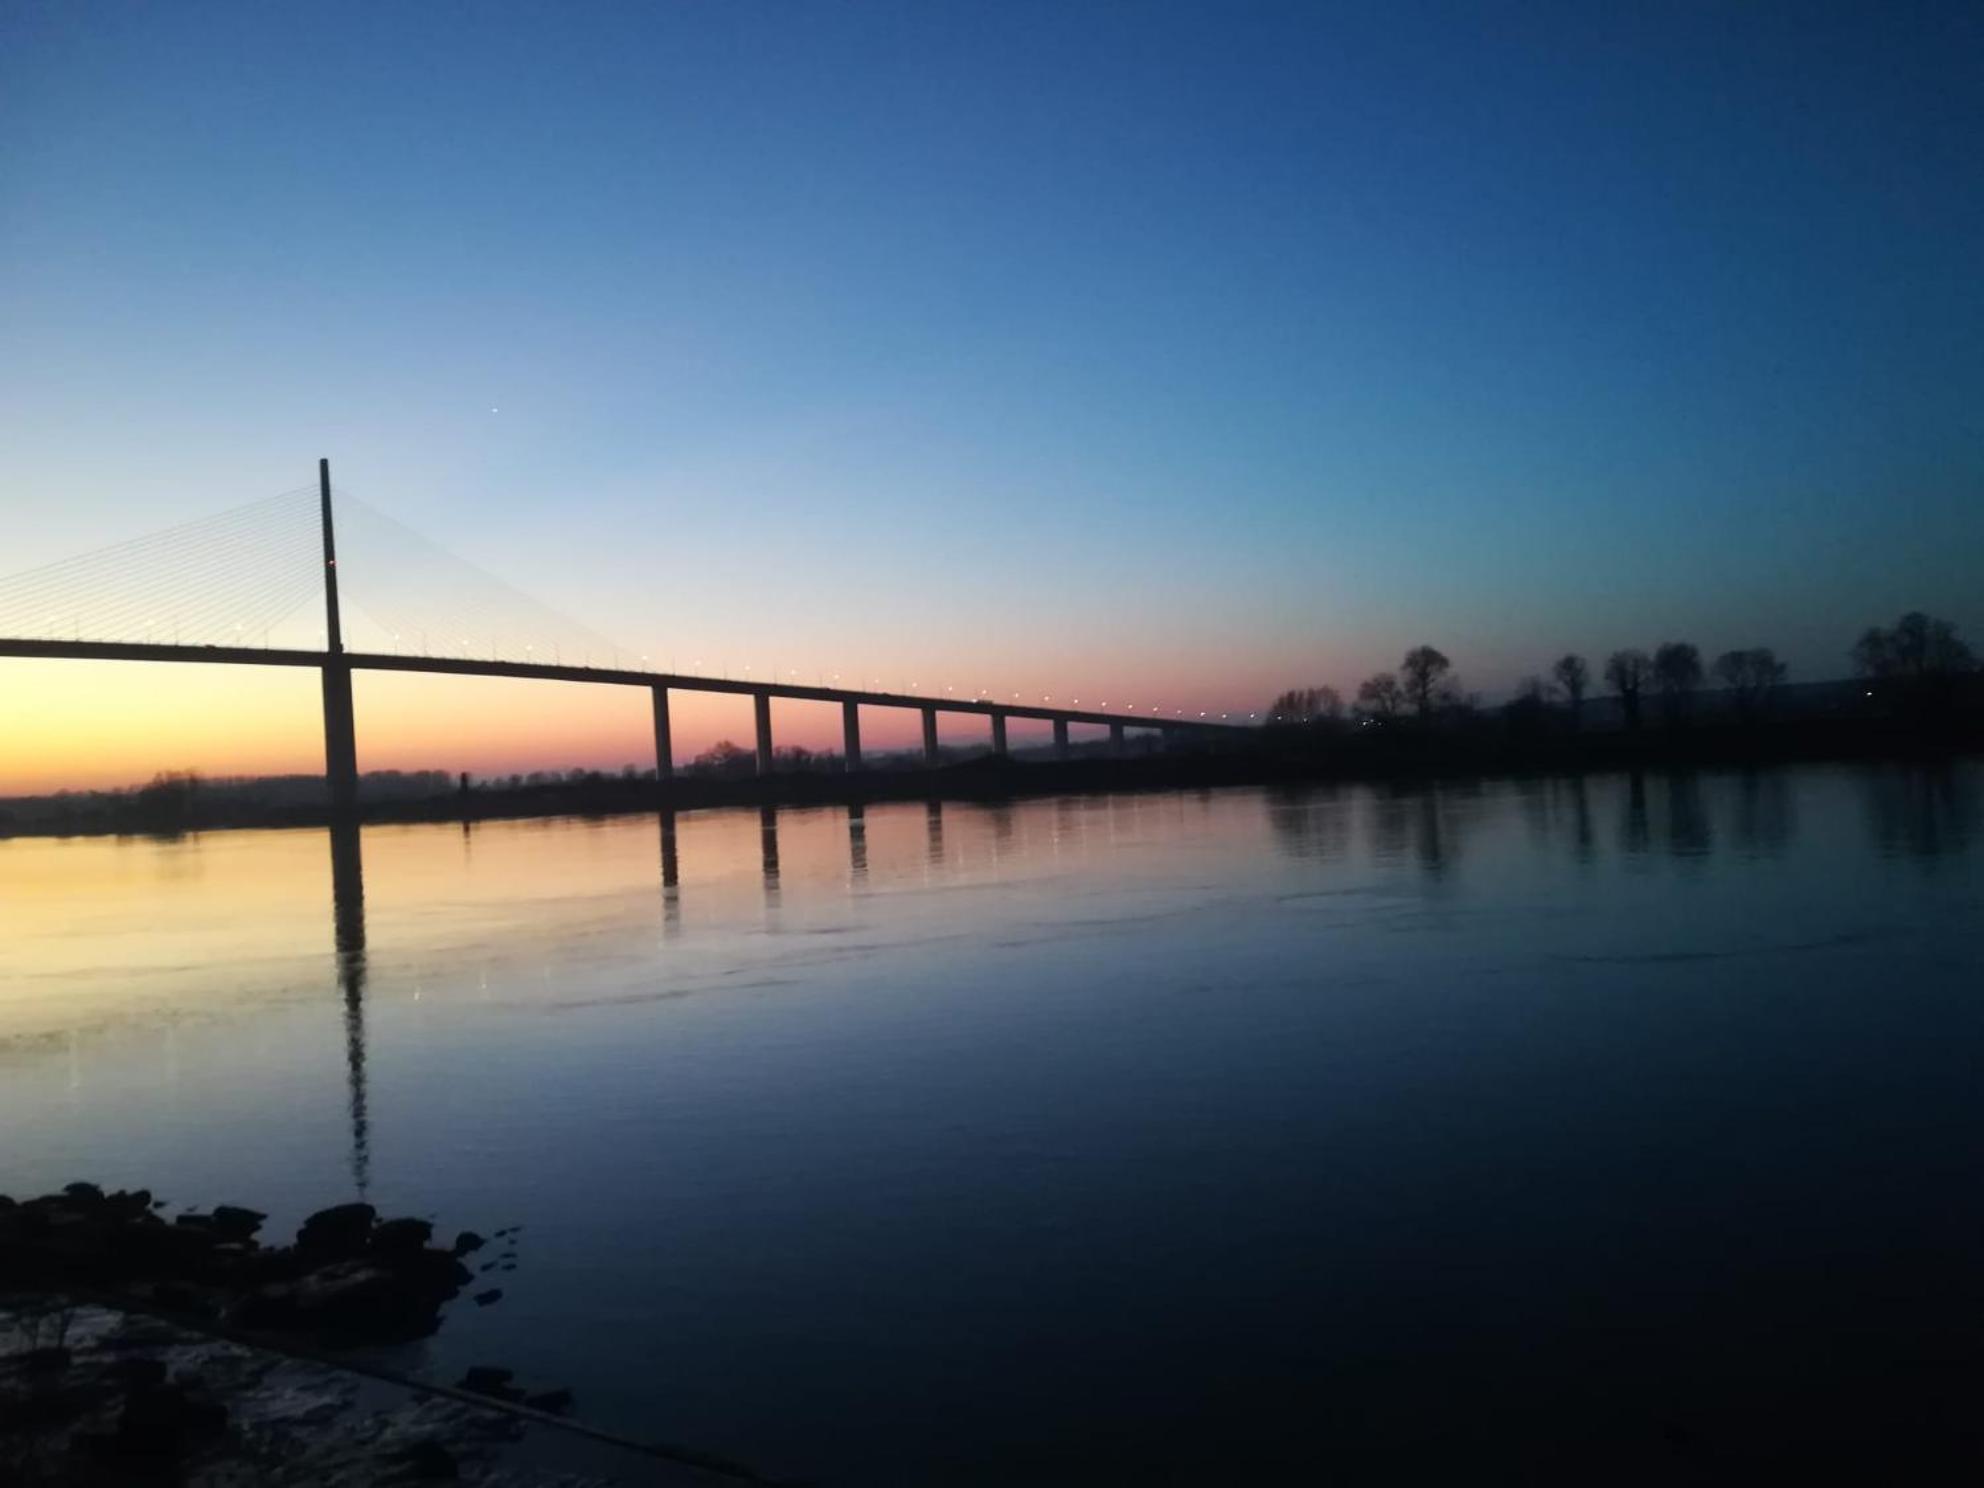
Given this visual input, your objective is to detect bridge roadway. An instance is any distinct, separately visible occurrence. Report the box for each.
[0,637,1244,785]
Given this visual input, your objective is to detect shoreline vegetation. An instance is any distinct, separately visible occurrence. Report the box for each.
[6,612,1977,842]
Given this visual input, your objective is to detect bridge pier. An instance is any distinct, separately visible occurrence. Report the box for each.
[754,693,774,775]
[321,662,359,815]
[989,711,1008,757]
[842,701,862,771]
[1053,718,1070,759]
[1109,721,1126,756]
[921,707,940,766]
[650,685,673,780]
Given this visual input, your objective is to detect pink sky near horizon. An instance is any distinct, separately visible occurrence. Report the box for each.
[0,656,1296,796]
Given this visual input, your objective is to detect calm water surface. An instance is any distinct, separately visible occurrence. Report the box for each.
[3,766,1981,1481]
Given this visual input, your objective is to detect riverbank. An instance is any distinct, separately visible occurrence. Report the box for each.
[3,708,1979,841]
[0,1184,772,1486]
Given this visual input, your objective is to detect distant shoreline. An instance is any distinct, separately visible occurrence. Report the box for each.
[3,712,1979,843]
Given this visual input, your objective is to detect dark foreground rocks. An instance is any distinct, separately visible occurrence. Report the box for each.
[0,1302,663,1486]
[0,1188,487,1347]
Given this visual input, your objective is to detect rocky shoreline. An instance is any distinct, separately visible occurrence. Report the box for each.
[1,1183,768,1485]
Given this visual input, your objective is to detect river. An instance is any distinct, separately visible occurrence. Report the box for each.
[3,764,1980,1480]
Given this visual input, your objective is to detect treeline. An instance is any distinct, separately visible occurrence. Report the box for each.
[0,769,452,835]
[1266,609,1980,751]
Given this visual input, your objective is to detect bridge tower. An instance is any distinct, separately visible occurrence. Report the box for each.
[319,459,360,816]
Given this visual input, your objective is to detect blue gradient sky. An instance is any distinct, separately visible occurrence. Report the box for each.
[2,1,1980,784]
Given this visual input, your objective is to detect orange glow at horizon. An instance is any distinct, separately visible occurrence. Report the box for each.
[0,659,1121,795]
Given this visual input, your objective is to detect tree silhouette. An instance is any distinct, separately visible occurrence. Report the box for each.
[1504,676,1552,735]
[1713,647,1787,717]
[691,740,754,776]
[1652,641,1703,723]
[1399,646,1452,718]
[1853,611,1975,679]
[1355,672,1404,721]
[1551,653,1589,724]
[1266,686,1344,725]
[1604,648,1651,730]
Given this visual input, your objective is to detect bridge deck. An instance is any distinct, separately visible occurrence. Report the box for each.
[0,639,1242,733]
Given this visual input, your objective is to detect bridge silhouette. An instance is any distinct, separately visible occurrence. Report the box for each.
[1,460,1244,811]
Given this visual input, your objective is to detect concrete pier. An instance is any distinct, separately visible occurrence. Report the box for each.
[1109,721,1126,756]
[922,707,940,765]
[1053,718,1070,759]
[842,700,862,771]
[754,693,773,775]
[650,686,673,780]
[321,662,359,815]
[990,711,1008,756]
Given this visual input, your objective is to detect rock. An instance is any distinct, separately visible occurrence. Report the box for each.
[22,1345,72,1375]
[63,1181,104,1204]
[148,1279,212,1315]
[210,1204,266,1240]
[471,1288,503,1307]
[450,1230,485,1257]
[397,1438,460,1479]
[111,1357,169,1391]
[235,1259,451,1342]
[118,1381,228,1455]
[524,1387,573,1415]
[370,1217,433,1256]
[296,1201,376,1259]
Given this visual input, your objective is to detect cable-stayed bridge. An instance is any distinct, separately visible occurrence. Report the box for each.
[0,461,1243,808]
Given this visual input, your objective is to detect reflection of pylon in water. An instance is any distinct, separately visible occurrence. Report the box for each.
[330,823,369,1199]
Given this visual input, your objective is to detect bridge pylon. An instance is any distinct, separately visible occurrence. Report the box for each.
[320,459,359,816]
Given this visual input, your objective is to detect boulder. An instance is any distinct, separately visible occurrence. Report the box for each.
[210,1205,266,1241]
[295,1201,376,1259]
[116,1381,227,1456]
[110,1357,169,1391]
[525,1387,573,1415]
[370,1216,433,1257]
[458,1365,513,1394]
[236,1258,456,1342]
[397,1438,461,1479]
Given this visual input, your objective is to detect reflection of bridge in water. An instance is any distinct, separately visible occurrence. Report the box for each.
[325,795,950,1197]
[305,764,1979,1200]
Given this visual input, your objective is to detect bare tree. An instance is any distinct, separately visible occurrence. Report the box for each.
[1551,654,1589,725]
[691,740,754,777]
[1604,648,1651,730]
[1652,641,1703,723]
[1503,675,1553,734]
[1853,611,1975,679]
[1713,647,1787,716]
[1266,686,1344,726]
[1398,645,1453,718]
[1355,672,1404,721]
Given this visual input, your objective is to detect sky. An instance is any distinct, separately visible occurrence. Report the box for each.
[2,1,1979,791]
